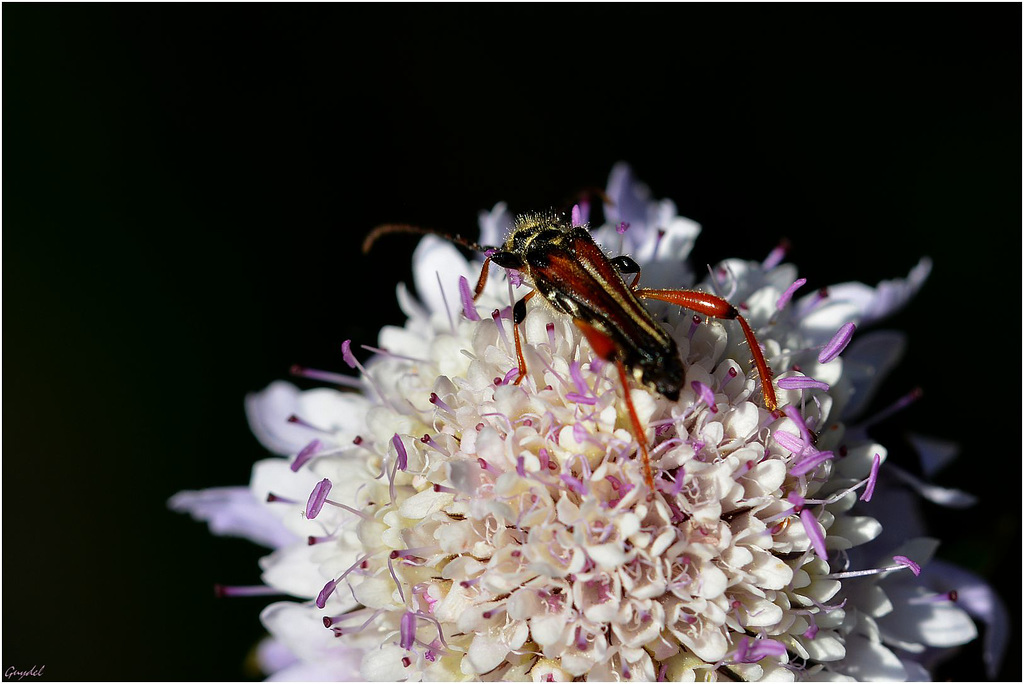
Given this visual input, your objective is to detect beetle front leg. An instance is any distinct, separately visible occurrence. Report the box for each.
[636,288,778,412]
[511,290,538,385]
[472,256,493,300]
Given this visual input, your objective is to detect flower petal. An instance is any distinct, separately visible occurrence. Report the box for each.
[412,235,477,320]
[168,486,296,550]
[924,560,1009,679]
[261,602,362,677]
[836,633,907,680]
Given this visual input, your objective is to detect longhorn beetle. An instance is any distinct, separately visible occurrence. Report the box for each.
[363,212,777,490]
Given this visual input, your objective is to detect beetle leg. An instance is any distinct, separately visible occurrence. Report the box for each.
[573,319,656,491]
[473,256,492,300]
[635,288,777,412]
[511,290,538,385]
[616,359,656,491]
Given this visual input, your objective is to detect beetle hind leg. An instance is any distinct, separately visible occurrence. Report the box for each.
[635,288,778,412]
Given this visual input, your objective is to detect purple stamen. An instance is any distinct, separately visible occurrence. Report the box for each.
[776,277,807,311]
[654,228,666,256]
[491,309,510,347]
[360,344,430,364]
[291,439,323,472]
[386,556,406,602]
[341,339,358,368]
[323,606,380,629]
[308,533,335,545]
[688,313,701,339]
[566,391,598,405]
[538,448,550,470]
[572,422,588,444]
[477,458,500,475]
[803,623,819,640]
[862,453,881,501]
[762,239,789,270]
[516,456,527,478]
[546,322,556,347]
[798,287,830,317]
[692,381,718,413]
[787,491,805,509]
[214,584,280,598]
[893,555,921,576]
[502,367,520,385]
[326,501,375,522]
[316,579,338,608]
[391,434,408,471]
[428,392,453,414]
[265,492,297,504]
[305,478,332,519]
[800,509,827,558]
[390,546,436,561]
[458,276,481,321]
[656,472,685,497]
[773,430,804,455]
[289,364,362,389]
[778,376,830,392]
[791,450,834,477]
[734,637,788,663]
[560,474,587,495]
[399,611,417,650]
[783,404,813,441]
[575,627,588,651]
[435,271,456,334]
[908,590,959,605]
[617,221,630,235]
[432,483,456,494]
[859,387,924,429]
[286,414,330,434]
[421,433,446,454]
[818,322,856,363]
[508,269,523,287]
[571,204,583,227]
[569,361,590,396]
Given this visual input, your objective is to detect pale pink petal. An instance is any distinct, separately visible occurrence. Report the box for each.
[837,331,907,420]
[261,601,362,677]
[477,201,513,248]
[927,560,1009,679]
[906,433,959,479]
[256,637,298,676]
[245,381,320,455]
[168,487,296,549]
[412,236,477,319]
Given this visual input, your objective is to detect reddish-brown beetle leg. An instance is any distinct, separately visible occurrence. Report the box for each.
[616,360,656,491]
[473,256,492,300]
[574,319,656,491]
[511,290,538,385]
[635,288,777,412]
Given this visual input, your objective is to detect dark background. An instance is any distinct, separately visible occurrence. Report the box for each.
[4,4,1019,682]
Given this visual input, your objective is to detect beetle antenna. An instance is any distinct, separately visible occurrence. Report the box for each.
[362,224,491,255]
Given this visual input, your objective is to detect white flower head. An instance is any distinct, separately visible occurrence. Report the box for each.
[173,163,1000,682]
